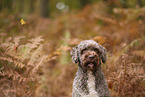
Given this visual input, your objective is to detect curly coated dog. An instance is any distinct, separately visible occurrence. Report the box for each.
[70,40,110,97]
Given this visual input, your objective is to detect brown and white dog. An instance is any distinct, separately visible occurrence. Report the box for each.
[71,40,110,97]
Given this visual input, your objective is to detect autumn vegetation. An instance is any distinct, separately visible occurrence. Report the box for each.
[0,1,145,97]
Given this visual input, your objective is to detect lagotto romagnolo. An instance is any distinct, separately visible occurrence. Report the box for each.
[70,40,110,97]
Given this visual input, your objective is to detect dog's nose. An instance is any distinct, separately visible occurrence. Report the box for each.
[88,55,95,60]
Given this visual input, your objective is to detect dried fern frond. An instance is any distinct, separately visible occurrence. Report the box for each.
[0,35,46,97]
[29,36,44,46]
[132,50,145,60]
[28,44,43,66]
[13,36,25,46]
[113,7,145,22]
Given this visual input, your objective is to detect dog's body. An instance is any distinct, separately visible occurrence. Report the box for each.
[71,40,110,97]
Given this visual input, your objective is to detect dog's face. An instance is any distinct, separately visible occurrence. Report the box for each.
[71,40,107,70]
[80,46,100,70]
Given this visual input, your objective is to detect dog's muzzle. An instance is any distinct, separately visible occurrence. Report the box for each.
[83,53,99,70]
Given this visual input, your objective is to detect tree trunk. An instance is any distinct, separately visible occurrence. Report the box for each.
[80,0,90,8]
[40,0,49,17]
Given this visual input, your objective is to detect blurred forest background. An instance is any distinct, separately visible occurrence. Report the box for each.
[0,0,145,97]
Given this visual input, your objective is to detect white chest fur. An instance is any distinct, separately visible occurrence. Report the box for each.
[85,71,99,97]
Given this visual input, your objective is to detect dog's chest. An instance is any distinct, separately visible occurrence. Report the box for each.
[87,71,99,97]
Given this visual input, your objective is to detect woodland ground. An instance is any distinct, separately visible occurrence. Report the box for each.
[0,2,145,97]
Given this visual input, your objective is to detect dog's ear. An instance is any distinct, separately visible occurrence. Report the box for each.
[99,45,107,63]
[70,46,79,63]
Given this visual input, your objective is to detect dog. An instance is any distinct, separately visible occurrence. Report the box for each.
[70,40,110,97]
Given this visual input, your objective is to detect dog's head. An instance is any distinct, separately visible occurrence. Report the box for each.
[70,40,107,70]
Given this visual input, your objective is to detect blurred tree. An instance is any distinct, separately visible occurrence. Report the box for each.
[0,0,2,11]
[137,0,143,7]
[65,0,80,11]
[40,0,49,17]
[30,0,35,13]
[24,0,30,14]
[0,0,13,12]
[14,0,24,13]
[80,0,90,8]
[0,0,144,17]
[23,0,35,14]
[118,0,127,8]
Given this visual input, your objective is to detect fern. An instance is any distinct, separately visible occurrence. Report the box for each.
[0,34,46,96]
[132,50,145,60]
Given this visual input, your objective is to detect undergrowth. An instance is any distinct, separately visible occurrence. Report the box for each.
[0,34,46,97]
[107,39,145,97]
[0,2,145,97]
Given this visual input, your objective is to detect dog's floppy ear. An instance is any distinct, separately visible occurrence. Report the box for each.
[70,46,79,63]
[99,45,107,63]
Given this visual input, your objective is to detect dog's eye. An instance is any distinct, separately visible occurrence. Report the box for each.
[94,48,100,53]
[81,50,85,54]
[80,49,83,54]
[81,49,87,54]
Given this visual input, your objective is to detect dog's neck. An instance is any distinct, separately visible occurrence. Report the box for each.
[77,65,101,96]
[87,70,99,97]
[73,63,109,96]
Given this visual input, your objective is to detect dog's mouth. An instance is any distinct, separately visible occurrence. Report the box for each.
[85,61,97,70]
[87,63,94,70]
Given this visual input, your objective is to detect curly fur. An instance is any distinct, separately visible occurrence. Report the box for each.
[71,40,110,97]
